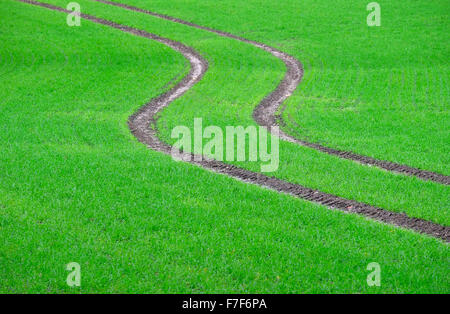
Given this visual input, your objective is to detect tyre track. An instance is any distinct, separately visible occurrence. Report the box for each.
[95,0,450,185]
[17,0,449,242]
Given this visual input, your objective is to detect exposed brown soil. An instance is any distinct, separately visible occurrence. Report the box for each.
[94,0,450,186]
[17,0,449,242]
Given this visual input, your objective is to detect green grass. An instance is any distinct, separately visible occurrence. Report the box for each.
[114,0,450,176]
[0,0,448,293]
[41,0,450,226]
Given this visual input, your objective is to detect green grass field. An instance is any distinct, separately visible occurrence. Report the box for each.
[0,0,448,293]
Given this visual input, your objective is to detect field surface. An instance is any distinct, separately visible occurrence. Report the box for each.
[0,0,448,293]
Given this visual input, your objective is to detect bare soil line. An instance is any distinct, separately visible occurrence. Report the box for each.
[18,0,449,242]
[94,0,450,186]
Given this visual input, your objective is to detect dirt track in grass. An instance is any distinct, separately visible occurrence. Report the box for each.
[94,0,450,186]
[17,0,450,242]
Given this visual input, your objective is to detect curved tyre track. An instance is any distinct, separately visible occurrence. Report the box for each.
[18,0,449,242]
[95,0,450,186]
